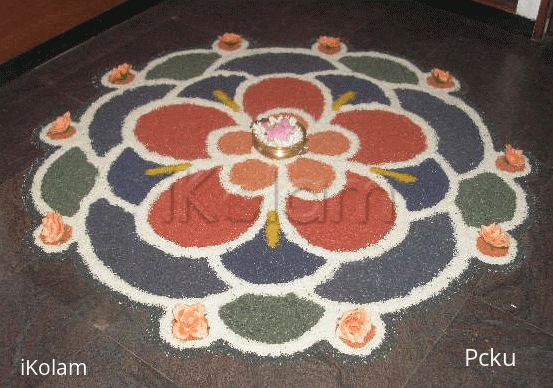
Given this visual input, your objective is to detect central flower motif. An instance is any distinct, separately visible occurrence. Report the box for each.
[262,116,298,142]
[252,115,308,160]
[136,76,427,253]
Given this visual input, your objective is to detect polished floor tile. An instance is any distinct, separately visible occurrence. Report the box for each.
[403,298,553,387]
[1,1,552,386]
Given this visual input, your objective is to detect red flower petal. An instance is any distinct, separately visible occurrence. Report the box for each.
[288,158,336,193]
[243,77,325,120]
[149,168,262,247]
[286,172,396,251]
[332,110,426,164]
[230,159,277,191]
[135,104,236,160]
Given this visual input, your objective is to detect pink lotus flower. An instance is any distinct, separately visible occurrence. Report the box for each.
[504,145,525,168]
[262,117,296,141]
[48,112,71,135]
[318,36,341,49]
[431,68,453,84]
[109,63,133,82]
[336,309,376,348]
[480,223,510,249]
[172,303,209,341]
[40,212,72,245]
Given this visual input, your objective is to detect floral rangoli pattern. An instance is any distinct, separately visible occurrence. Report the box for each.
[26,37,531,359]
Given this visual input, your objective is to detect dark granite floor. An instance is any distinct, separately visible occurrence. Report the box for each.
[1,1,553,386]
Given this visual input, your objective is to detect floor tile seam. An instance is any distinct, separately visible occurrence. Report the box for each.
[102,331,183,387]
[56,330,106,359]
[399,292,472,388]
[470,294,553,338]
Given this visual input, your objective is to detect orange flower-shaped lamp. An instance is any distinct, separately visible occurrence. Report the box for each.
[336,309,377,348]
[496,144,525,172]
[47,112,75,139]
[172,303,209,341]
[218,33,243,51]
[318,36,342,54]
[477,223,510,257]
[39,212,72,245]
[252,115,307,159]
[428,68,455,88]
[109,63,135,84]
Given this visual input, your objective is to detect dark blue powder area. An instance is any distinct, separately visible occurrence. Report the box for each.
[218,53,336,75]
[107,148,165,205]
[221,231,326,284]
[396,89,484,174]
[178,75,246,101]
[90,85,174,156]
[315,213,455,303]
[315,74,390,106]
[86,199,228,298]
[385,159,449,211]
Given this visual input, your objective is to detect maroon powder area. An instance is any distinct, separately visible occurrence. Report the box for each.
[332,110,427,165]
[149,168,262,247]
[135,104,237,160]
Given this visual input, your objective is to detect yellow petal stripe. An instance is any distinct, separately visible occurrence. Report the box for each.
[370,167,418,183]
[265,210,281,248]
[213,90,241,112]
[332,91,357,111]
[145,163,192,176]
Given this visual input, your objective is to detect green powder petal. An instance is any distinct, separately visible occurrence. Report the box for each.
[455,173,517,227]
[219,294,324,344]
[339,56,419,84]
[41,148,97,216]
[146,53,221,80]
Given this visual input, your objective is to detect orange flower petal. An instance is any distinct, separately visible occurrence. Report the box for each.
[230,159,277,191]
[480,223,510,248]
[505,145,525,168]
[308,131,350,156]
[39,212,72,245]
[218,131,253,155]
[288,158,335,193]
[335,309,378,349]
[318,36,342,54]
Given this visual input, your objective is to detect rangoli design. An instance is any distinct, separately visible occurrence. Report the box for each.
[26,36,531,359]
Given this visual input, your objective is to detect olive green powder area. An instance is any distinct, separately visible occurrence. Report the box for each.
[219,294,325,344]
[455,173,517,227]
[146,53,221,80]
[40,148,98,216]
